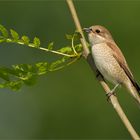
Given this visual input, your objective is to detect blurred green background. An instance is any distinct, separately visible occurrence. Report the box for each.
[0,0,140,139]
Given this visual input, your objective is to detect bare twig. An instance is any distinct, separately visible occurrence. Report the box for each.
[66,0,140,139]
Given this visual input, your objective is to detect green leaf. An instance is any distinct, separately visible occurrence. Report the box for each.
[33,37,40,48]
[6,81,23,91]
[58,46,72,54]
[66,34,72,40]
[0,80,23,91]
[1,67,18,76]
[21,36,30,45]
[0,38,5,43]
[0,70,10,81]
[75,43,83,52]
[49,56,68,71]
[13,64,33,72]
[12,64,37,79]
[47,42,54,50]
[73,31,81,40]
[35,62,48,75]
[10,29,19,40]
[0,24,8,38]
[23,74,37,86]
[49,60,63,71]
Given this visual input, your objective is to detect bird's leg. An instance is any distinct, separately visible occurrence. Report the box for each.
[96,70,101,78]
[106,83,120,101]
[96,69,104,80]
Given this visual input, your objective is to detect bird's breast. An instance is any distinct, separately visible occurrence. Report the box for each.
[92,43,113,66]
[91,43,125,84]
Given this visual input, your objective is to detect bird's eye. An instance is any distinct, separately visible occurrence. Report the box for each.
[95,29,100,33]
[89,28,92,31]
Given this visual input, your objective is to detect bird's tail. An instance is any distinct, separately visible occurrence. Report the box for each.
[125,80,140,105]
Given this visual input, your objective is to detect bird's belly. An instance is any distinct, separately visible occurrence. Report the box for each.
[92,44,124,85]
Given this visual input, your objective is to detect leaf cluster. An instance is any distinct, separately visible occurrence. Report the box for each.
[0,24,82,90]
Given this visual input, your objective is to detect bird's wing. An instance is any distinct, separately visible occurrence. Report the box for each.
[107,42,140,93]
[106,42,134,80]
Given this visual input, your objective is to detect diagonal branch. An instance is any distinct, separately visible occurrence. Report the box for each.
[66,0,140,139]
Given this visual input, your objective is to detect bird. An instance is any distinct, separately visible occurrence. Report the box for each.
[84,25,140,104]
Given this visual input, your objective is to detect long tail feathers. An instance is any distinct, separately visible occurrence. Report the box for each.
[133,81,140,95]
[126,80,140,106]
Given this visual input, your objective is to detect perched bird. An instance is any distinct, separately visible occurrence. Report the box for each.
[84,25,140,104]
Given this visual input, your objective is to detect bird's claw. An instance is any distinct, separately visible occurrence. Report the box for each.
[106,91,116,102]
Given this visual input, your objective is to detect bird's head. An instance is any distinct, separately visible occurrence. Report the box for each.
[83,25,114,46]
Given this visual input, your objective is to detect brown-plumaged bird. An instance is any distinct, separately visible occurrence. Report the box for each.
[84,25,140,104]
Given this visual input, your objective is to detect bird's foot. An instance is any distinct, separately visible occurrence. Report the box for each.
[106,91,116,102]
[96,70,102,78]
[106,83,120,102]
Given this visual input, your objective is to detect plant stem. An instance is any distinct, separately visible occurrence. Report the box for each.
[71,34,78,55]
[66,0,140,139]
[37,47,76,57]
[6,38,78,58]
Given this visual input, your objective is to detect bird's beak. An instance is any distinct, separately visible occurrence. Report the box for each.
[83,28,91,33]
